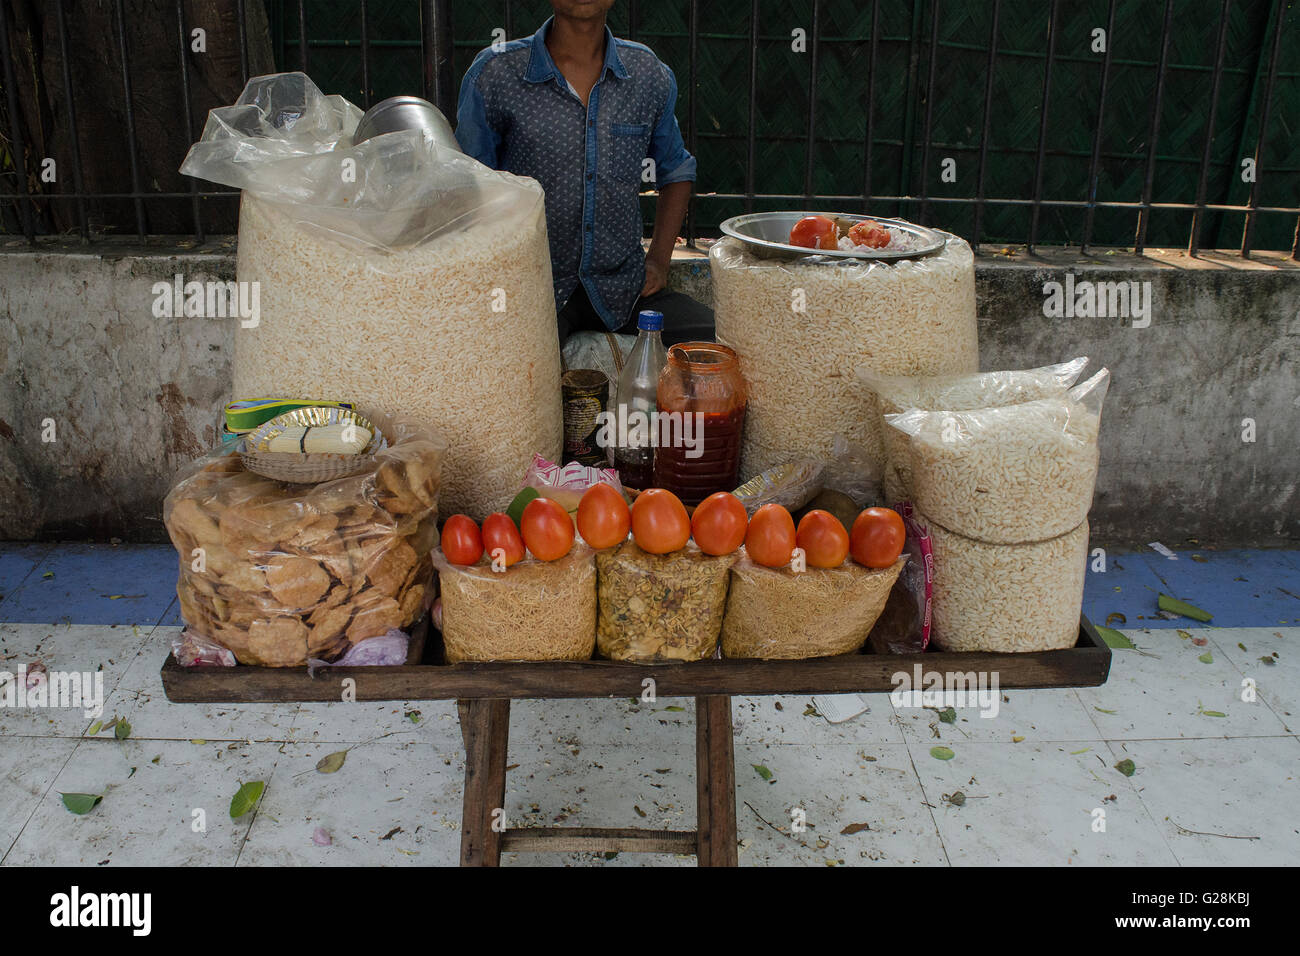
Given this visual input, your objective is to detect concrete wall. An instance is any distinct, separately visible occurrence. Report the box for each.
[2,238,1297,546]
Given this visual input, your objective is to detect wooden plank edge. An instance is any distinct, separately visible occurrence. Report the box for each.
[161,617,1111,703]
[500,827,697,855]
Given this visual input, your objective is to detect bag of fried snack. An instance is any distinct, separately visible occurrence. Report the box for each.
[595,540,738,662]
[432,547,597,663]
[164,411,445,667]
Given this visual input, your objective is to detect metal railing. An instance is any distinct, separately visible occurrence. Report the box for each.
[1,0,1297,257]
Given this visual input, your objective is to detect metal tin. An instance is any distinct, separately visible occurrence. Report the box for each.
[561,369,610,467]
[719,212,947,262]
[351,95,460,151]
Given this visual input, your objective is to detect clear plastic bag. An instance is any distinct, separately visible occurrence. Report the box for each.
[710,233,978,480]
[595,541,737,661]
[733,460,824,515]
[860,357,1089,501]
[922,513,1089,653]
[181,73,562,518]
[163,411,444,667]
[720,553,906,660]
[867,503,933,654]
[821,435,881,507]
[431,548,596,663]
[886,370,1109,545]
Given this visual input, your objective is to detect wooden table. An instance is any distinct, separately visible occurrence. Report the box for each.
[163,618,1111,866]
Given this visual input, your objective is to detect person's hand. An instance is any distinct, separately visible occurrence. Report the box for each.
[641,255,669,297]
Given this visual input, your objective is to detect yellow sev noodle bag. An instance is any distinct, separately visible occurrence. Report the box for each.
[163,413,444,666]
[721,554,907,659]
[431,547,597,663]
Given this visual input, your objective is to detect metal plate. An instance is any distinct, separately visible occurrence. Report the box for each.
[719,212,948,262]
[244,406,385,457]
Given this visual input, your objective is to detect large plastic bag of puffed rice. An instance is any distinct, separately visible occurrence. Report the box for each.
[180,73,561,519]
[709,232,977,481]
[886,369,1109,545]
[921,513,1089,653]
[858,357,1089,501]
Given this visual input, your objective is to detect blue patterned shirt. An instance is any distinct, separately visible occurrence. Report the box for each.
[455,17,697,331]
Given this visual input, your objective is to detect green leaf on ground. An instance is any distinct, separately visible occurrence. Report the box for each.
[230,781,265,819]
[751,764,773,782]
[316,751,347,774]
[1259,656,1276,666]
[1158,593,1212,622]
[938,707,956,724]
[86,721,102,736]
[61,793,103,815]
[1094,706,1118,715]
[1198,651,1213,664]
[1114,758,1136,777]
[1096,626,1134,649]
[948,791,966,807]
[114,720,131,740]
[930,746,955,761]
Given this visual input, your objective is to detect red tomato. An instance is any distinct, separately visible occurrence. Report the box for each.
[691,492,748,556]
[440,514,483,565]
[746,503,797,568]
[521,497,576,561]
[847,220,891,249]
[576,482,631,549]
[850,507,906,568]
[796,509,850,568]
[788,215,839,250]
[481,512,525,567]
[630,488,691,554]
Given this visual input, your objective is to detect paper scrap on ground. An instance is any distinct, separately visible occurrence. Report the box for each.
[813,694,871,724]
[1147,541,1178,560]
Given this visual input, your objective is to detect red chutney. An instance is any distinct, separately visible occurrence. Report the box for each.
[652,343,748,506]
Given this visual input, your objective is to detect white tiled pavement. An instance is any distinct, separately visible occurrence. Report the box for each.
[1,618,1295,867]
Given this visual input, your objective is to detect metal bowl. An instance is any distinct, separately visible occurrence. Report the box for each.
[719,212,947,262]
[352,95,460,151]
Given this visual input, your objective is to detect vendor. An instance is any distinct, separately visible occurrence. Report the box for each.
[455,0,714,346]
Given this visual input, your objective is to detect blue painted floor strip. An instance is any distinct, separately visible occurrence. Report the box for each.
[1,542,1297,630]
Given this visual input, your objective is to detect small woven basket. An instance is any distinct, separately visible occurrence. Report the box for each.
[239,406,385,484]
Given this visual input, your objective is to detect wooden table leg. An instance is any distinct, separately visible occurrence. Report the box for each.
[695,694,738,867]
[458,698,511,867]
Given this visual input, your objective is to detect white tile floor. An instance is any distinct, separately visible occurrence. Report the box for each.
[1,619,1296,867]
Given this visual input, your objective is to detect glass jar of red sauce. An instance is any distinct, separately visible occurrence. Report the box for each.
[653,342,747,505]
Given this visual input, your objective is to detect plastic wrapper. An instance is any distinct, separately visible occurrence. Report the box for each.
[860,357,1089,501]
[821,435,881,507]
[432,548,596,663]
[595,541,737,661]
[886,370,1108,545]
[524,453,624,514]
[867,503,934,654]
[720,553,906,660]
[921,512,1088,653]
[709,233,977,481]
[733,460,823,515]
[181,73,562,518]
[163,411,444,667]
[562,331,635,407]
[308,628,411,671]
[172,629,237,668]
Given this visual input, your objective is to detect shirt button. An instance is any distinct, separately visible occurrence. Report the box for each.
[586,173,593,181]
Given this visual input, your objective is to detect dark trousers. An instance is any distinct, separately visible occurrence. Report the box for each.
[558,283,715,347]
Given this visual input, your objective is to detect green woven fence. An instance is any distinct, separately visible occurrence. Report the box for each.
[267,0,1300,251]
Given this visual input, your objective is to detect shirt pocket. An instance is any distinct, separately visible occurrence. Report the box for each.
[608,122,651,185]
